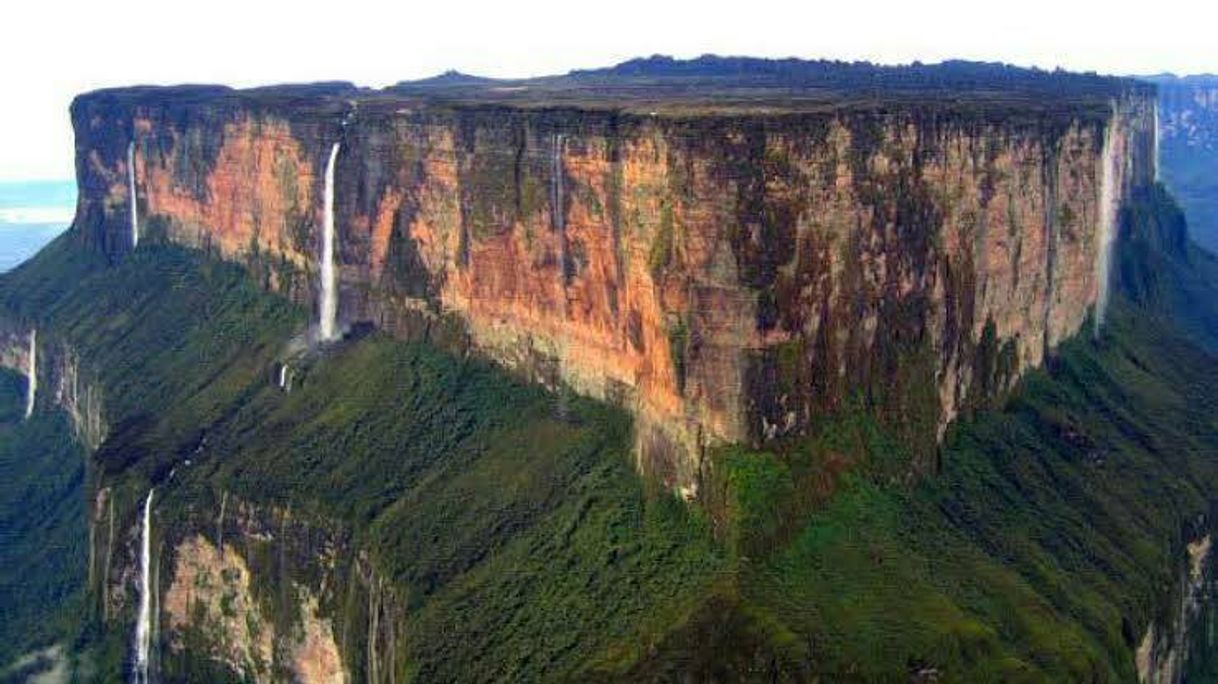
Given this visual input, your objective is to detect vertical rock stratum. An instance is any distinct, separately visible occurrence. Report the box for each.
[69,62,1157,495]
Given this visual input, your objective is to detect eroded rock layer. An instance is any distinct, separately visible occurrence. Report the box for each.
[70,85,1156,492]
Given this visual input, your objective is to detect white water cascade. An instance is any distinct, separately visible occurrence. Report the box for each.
[551,134,569,419]
[128,142,140,249]
[24,329,36,420]
[1153,101,1161,183]
[552,133,566,291]
[320,142,341,341]
[277,363,292,392]
[1094,116,1120,334]
[133,490,154,684]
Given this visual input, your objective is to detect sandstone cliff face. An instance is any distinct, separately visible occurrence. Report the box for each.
[88,491,399,683]
[70,87,1156,493]
[162,535,345,683]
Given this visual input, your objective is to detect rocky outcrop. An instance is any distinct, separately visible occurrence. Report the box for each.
[164,535,277,678]
[53,347,107,450]
[163,535,344,683]
[69,75,1157,494]
[90,491,403,683]
[1137,533,1214,683]
[0,318,106,448]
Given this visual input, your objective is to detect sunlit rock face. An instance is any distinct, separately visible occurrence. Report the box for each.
[70,83,1155,493]
[163,535,345,684]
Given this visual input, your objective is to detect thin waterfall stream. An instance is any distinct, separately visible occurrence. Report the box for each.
[320,143,340,341]
[552,133,569,419]
[24,329,35,420]
[1095,110,1120,334]
[128,141,139,249]
[132,490,154,683]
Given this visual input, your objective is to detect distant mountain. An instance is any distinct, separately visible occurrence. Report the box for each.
[1142,74,1218,252]
[392,70,504,88]
[569,54,1138,96]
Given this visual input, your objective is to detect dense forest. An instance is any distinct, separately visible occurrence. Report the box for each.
[3,180,1218,680]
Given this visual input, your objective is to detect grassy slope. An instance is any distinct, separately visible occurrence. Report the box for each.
[716,302,1218,682]
[0,235,307,678]
[187,334,726,682]
[2,184,1217,681]
[658,188,1218,682]
[0,368,86,667]
[0,235,725,682]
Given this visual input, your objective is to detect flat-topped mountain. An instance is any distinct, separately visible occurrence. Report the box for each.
[12,56,1218,683]
[71,55,1156,494]
[87,55,1148,115]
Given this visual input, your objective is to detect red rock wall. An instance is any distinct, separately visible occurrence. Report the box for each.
[71,91,1156,495]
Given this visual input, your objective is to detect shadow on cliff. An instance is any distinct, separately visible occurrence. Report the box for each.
[616,187,1218,682]
[1115,183,1218,352]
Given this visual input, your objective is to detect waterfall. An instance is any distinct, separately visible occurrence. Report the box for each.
[551,133,567,306]
[133,490,154,684]
[24,330,36,420]
[320,143,340,341]
[1153,101,1161,183]
[551,134,570,419]
[1094,113,1120,334]
[128,142,140,249]
[278,364,288,389]
[551,134,565,237]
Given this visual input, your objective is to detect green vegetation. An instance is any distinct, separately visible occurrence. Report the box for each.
[195,332,725,682]
[0,234,725,682]
[0,236,304,678]
[0,234,304,486]
[702,297,1218,680]
[3,186,1218,681]
[648,198,676,277]
[0,369,87,668]
[653,186,1218,681]
[666,316,689,395]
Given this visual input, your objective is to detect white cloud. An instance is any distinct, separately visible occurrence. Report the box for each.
[0,208,76,225]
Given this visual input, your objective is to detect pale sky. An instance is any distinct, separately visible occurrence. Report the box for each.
[3,0,1215,182]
